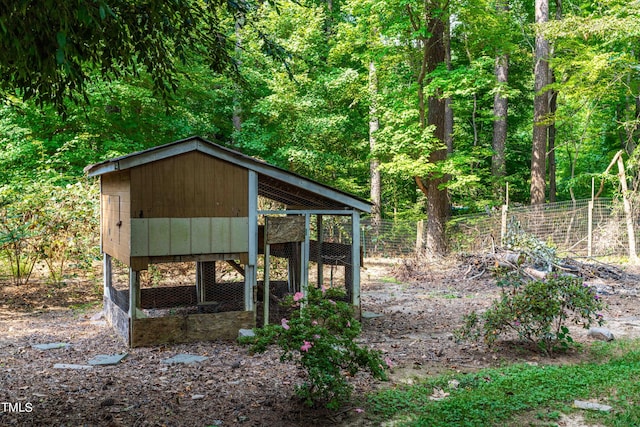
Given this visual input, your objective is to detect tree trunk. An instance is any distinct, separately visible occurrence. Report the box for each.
[492,52,508,198]
[232,18,243,135]
[530,0,550,205]
[444,14,454,154]
[369,60,382,235]
[547,0,562,203]
[548,77,557,202]
[423,7,449,256]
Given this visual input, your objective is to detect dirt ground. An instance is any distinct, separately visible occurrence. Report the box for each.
[1,256,640,426]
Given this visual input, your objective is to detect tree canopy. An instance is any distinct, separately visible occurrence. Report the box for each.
[0,0,243,111]
[2,0,640,255]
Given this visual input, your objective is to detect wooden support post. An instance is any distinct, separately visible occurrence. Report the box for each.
[317,214,324,287]
[301,214,310,306]
[263,242,271,326]
[196,261,216,304]
[103,253,112,301]
[415,220,424,253]
[128,268,140,346]
[246,170,258,312]
[501,205,508,246]
[616,154,639,263]
[351,212,361,309]
[588,200,594,257]
[501,182,509,246]
[196,262,202,304]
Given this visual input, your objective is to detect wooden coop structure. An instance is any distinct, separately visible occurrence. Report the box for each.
[85,136,370,347]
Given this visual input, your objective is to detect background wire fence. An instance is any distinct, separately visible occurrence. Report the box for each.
[364,198,638,258]
[361,219,418,257]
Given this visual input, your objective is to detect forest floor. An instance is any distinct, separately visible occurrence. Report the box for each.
[1,256,640,426]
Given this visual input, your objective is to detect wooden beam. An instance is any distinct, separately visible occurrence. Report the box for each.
[131,310,255,346]
[226,260,245,277]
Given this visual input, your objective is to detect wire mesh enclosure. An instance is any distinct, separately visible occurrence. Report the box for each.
[448,198,638,257]
[258,213,355,326]
[361,218,418,257]
[106,260,246,317]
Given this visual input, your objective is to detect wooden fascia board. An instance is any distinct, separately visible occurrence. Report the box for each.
[85,139,201,177]
[86,162,118,177]
[118,139,201,171]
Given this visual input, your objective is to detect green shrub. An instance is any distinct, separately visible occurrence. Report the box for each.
[457,272,606,354]
[242,287,388,409]
[0,178,100,286]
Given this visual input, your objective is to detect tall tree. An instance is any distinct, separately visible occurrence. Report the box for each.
[491,0,510,200]
[369,59,383,230]
[546,0,562,203]
[530,0,551,205]
[410,0,449,256]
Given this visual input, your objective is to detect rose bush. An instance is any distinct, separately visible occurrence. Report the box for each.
[241,286,388,409]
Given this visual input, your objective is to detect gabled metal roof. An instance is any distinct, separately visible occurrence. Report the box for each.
[84,136,371,213]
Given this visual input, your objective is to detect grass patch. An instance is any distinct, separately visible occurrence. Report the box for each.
[367,340,640,426]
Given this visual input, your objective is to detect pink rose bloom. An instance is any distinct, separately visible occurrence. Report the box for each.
[354,408,364,413]
[293,292,304,302]
[281,318,290,330]
[300,340,313,352]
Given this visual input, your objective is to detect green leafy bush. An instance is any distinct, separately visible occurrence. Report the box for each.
[242,287,388,409]
[0,178,100,286]
[457,272,606,354]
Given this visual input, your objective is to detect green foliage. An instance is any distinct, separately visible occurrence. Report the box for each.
[242,287,388,409]
[0,185,41,285]
[36,180,100,284]
[457,272,606,355]
[0,0,242,113]
[0,177,99,286]
[367,342,640,426]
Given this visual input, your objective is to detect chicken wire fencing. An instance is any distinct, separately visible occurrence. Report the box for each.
[361,218,418,257]
[448,198,638,257]
[258,214,354,326]
[106,259,245,317]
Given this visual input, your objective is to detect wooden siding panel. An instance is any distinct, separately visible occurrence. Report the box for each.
[130,151,248,219]
[131,217,249,257]
[148,218,171,256]
[101,170,131,264]
[191,218,212,254]
[130,219,149,256]
[169,218,191,254]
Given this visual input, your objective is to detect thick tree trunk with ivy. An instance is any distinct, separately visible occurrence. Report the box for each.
[415,6,449,257]
[530,0,550,205]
